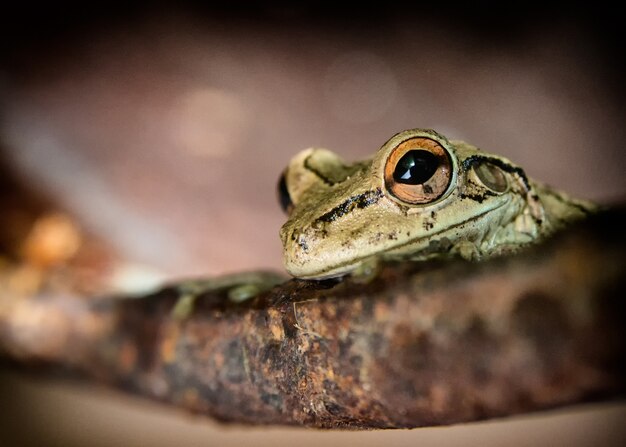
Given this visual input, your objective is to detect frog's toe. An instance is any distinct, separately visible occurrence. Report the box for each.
[172,294,197,320]
[228,284,266,303]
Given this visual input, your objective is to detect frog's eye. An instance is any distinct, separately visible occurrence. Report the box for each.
[384,137,453,204]
[472,161,508,193]
[277,171,294,214]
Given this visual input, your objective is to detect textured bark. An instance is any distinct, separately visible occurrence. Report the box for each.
[0,209,625,429]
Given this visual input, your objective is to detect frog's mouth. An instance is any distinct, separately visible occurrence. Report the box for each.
[291,201,508,280]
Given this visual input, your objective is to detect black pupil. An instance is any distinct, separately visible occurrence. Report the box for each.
[393,150,439,185]
[277,173,293,213]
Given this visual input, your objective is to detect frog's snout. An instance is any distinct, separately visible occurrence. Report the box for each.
[280,223,333,278]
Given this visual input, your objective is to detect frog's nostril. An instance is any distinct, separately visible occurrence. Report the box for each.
[280,227,307,252]
[296,235,309,252]
[287,228,309,252]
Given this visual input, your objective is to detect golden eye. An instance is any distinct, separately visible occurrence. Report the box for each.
[384,137,453,204]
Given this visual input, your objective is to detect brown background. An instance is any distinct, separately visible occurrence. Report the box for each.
[1,3,625,445]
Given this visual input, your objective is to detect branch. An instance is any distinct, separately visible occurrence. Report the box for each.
[1,208,625,429]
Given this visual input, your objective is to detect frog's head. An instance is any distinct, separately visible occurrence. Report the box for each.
[278,129,542,279]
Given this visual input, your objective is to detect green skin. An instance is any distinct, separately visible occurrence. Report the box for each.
[173,128,597,318]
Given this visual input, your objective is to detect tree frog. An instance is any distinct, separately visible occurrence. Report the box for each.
[278,128,596,280]
[172,128,597,319]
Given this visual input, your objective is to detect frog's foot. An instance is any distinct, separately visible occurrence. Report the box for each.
[450,240,481,261]
[171,271,286,320]
[171,292,197,320]
[227,282,278,303]
[349,256,381,284]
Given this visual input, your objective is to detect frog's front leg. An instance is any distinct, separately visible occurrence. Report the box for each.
[348,241,478,282]
[450,240,481,261]
[171,271,287,320]
[348,256,382,284]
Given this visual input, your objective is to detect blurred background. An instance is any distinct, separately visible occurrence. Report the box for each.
[0,2,624,446]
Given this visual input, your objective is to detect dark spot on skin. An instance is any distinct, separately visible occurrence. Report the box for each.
[349,228,362,239]
[298,237,309,251]
[431,211,436,219]
[388,232,398,240]
[423,221,434,231]
[370,232,384,243]
[310,221,330,238]
[316,188,384,223]
[460,191,496,203]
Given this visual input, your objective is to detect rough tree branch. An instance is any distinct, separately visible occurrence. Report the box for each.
[0,209,624,429]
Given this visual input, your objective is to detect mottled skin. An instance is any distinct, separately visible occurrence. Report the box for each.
[279,129,596,279]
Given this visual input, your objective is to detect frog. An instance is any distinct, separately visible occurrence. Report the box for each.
[277,128,597,280]
[172,128,597,319]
